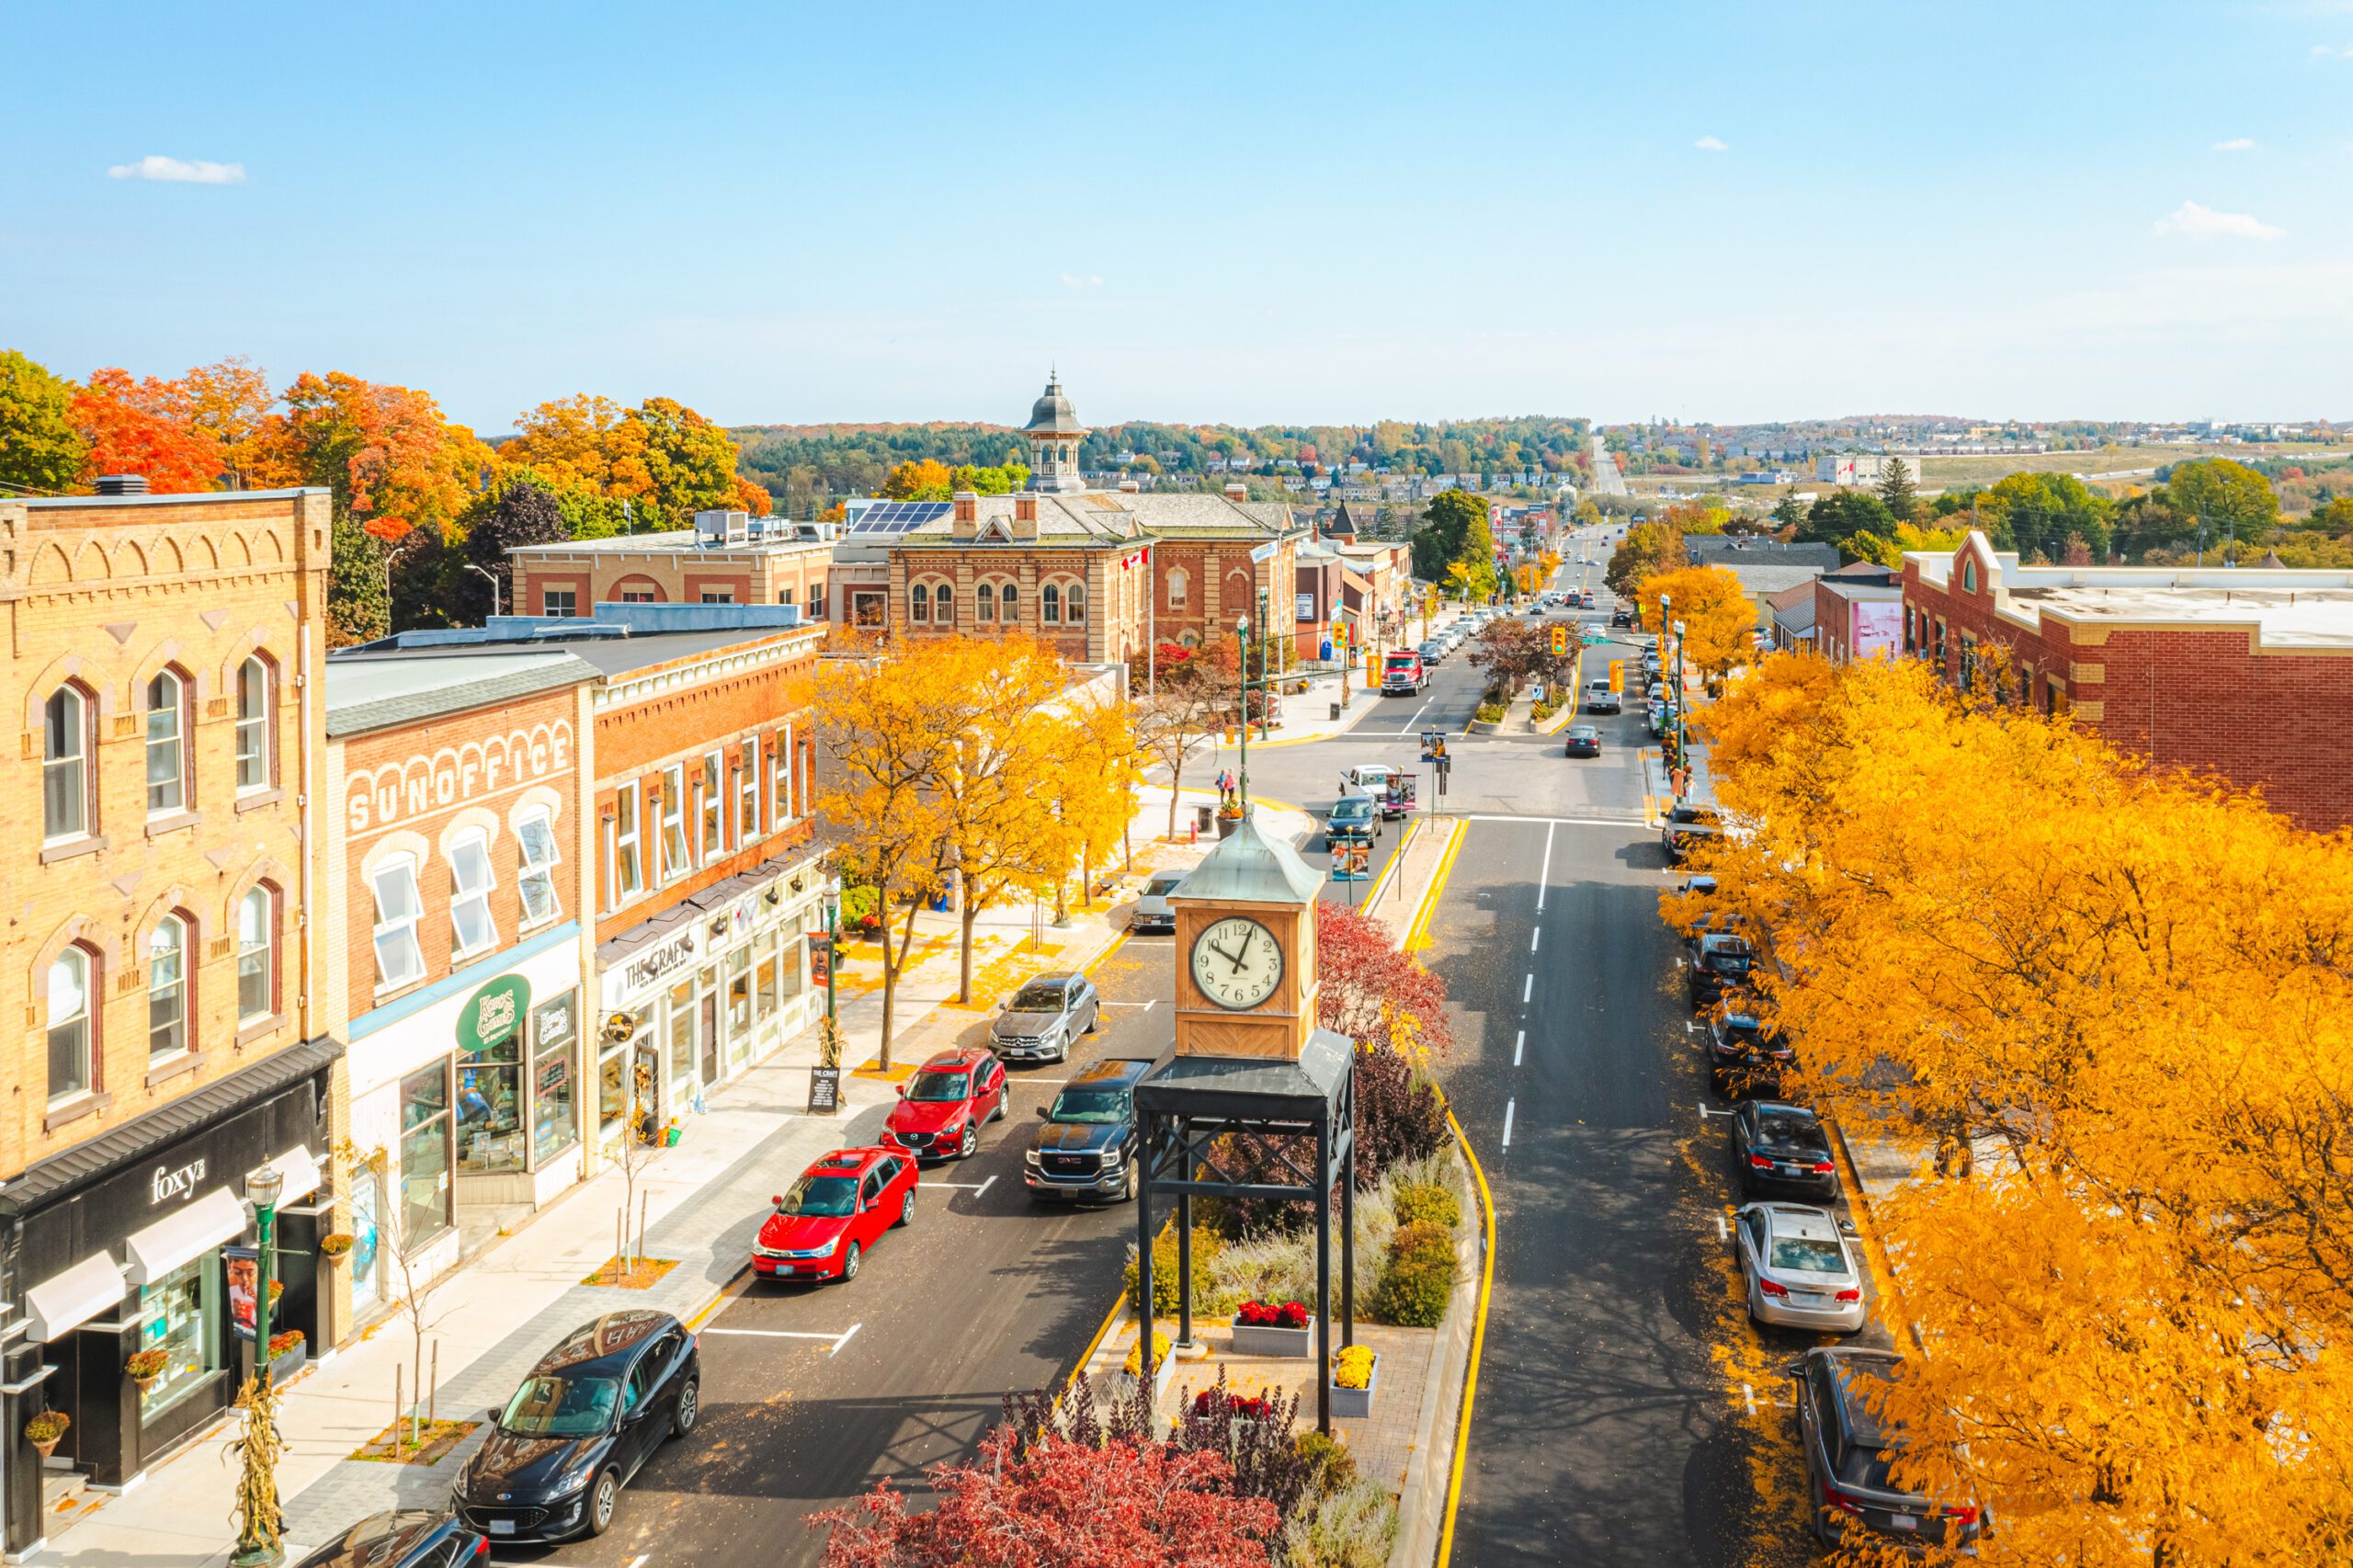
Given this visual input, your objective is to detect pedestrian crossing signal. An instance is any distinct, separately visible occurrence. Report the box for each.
[1550,625,1568,655]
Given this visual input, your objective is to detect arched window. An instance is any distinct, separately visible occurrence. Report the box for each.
[1041,584,1061,623]
[235,656,272,792]
[237,887,276,1024]
[934,585,953,623]
[976,583,995,622]
[42,685,89,841]
[47,947,94,1103]
[145,669,187,814]
[1065,583,1086,623]
[1000,583,1018,622]
[149,915,188,1061]
[909,583,930,623]
[1166,567,1189,607]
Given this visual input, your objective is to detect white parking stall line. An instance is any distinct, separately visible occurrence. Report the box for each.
[704,1328,851,1340]
[1529,928,1540,954]
[927,1176,998,1197]
[1103,1000,1156,1009]
[832,1323,862,1356]
[1743,1383,1757,1416]
[1513,1028,1525,1067]
[1501,1099,1517,1148]
[1698,1103,1737,1119]
[1017,1078,1072,1085]
[1715,1213,1728,1241]
[1521,973,1533,1005]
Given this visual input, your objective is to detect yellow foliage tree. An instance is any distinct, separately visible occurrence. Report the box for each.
[1631,563,1754,687]
[1675,651,2353,1563]
[882,459,953,501]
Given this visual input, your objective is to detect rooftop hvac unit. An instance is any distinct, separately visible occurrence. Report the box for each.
[693,509,751,547]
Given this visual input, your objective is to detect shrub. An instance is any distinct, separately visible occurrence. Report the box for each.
[1392,1182,1461,1233]
[1355,1051,1447,1187]
[319,1233,355,1257]
[1123,1225,1226,1316]
[1167,1369,1309,1517]
[1370,1252,1453,1327]
[1474,701,1506,722]
[1293,1429,1358,1501]
[1530,699,1557,722]
[1206,1227,1322,1310]
[1281,1473,1400,1568]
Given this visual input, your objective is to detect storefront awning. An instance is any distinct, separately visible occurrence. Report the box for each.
[259,1144,323,1207]
[26,1253,129,1342]
[124,1187,248,1285]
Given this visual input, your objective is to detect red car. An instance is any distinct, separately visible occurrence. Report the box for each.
[881,1047,1007,1160]
[752,1148,916,1283]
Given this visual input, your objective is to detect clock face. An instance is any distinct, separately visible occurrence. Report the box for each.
[1190,916,1284,1011]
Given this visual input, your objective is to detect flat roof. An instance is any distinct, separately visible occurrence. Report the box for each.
[325,652,598,735]
[20,487,328,509]
[329,624,816,685]
[507,528,833,557]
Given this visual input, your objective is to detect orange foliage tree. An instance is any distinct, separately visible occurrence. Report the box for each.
[71,369,223,493]
[1631,562,1755,687]
[505,392,768,528]
[1673,651,2353,1564]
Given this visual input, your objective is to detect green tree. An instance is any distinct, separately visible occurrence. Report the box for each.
[1975,471,2111,560]
[634,396,754,526]
[456,475,570,622]
[0,350,87,494]
[1411,489,1489,581]
[1606,520,1684,597]
[326,506,391,647]
[1770,492,1806,531]
[1876,457,1918,523]
[1801,491,1896,557]
[2162,458,2279,546]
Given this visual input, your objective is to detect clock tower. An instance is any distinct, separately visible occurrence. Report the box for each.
[1168,814,1323,1060]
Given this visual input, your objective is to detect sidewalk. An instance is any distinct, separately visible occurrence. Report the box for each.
[28,793,1249,1566]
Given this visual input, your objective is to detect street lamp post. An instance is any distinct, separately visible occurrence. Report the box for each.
[229,1163,287,1568]
[1233,613,1252,815]
[1672,618,1689,799]
[462,563,501,619]
[824,878,840,1022]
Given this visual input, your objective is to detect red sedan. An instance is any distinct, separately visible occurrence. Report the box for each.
[752,1147,916,1283]
[881,1047,1007,1160]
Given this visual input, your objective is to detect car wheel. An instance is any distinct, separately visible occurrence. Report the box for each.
[1085,1006,1098,1036]
[673,1378,699,1437]
[958,1123,978,1159]
[587,1470,620,1537]
[1055,1034,1069,1064]
[841,1240,862,1280]
[897,1189,915,1227]
[1121,1154,1141,1202]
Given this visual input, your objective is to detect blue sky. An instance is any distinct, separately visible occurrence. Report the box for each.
[3,1,2347,430]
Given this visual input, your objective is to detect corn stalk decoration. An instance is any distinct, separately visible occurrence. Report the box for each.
[227,1374,285,1557]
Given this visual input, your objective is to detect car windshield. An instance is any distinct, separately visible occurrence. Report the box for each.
[777,1173,859,1216]
[1770,1237,1849,1275]
[906,1070,970,1101]
[1720,1019,1763,1046]
[1145,874,1185,896]
[1051,1087,1130,1124]
[1335,800,1371,818]
[1009,981,1066,1011]
[1756,1111,1828,1153]
[1671,805,1719,826]
[499,1374,620,1438]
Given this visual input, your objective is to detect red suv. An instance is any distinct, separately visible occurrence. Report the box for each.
[753,1148,917,1283]
[882,1047,1007,1160]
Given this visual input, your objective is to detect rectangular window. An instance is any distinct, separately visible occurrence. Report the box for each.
[145,675,185,815]
[136,1256,214,1421]
[772,726,794,824]
[620,589,655,604]
[449,832,497,956]
[371,856,427,989]
[611,783,643,903]
[517,809,561,926]
[455,1034,523,1175]
[532,993,579,1165]
[810,580,826,617]
[667,978,697,1088]
[699,589,734,605]
[234,660,271,792]
[399,1062,453,1244]
[659,766,689,881]
[699,752,725,863]
[542,588,577,618]
[779,587,795,606]
[738,739,761,842]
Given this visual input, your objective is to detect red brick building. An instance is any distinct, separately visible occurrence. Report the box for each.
[1903,530,2353,830]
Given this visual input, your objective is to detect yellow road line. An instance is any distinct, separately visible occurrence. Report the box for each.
[1405,819,1469,951]
[1436,1100,1497,1568]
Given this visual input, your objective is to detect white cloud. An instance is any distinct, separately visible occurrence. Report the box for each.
[2153,199,2284,240]
[107,154,246,184]
[2313,41,2353,54]
[1693,135,1728,152]
[2212,136,2257,151]
[1060,272,1103,288]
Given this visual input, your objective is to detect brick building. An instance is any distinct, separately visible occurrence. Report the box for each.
[321,652,596,1311]
[506,511,835,619]
[1813,561,1902,665]
[0,486,336,1536]
[1903,530,2353,831]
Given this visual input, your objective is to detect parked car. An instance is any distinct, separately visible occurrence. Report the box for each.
[1564,724,1601,757]
[753,1146,918,1281]
[1688,931,1755,1006]
[883,1046,1006,1159]
[297,1512,487,1568]
[1791,1347,1986,1551]
[1130,869,1186,934]
[1708,1006,1794,1096]
[1584,679,1620,715]
[1025,1057,1154,1202]
[1682,907,1745,960]
[1731,1100,1839,1200]
[1662,802,1722,864]
[1326,794,1379,845]
[1416,639,1446,665]
[453,1311,701,1542]
[1735,1203,1866,1332]
[990,972,1100,1062]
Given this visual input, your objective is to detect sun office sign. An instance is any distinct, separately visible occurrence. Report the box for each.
[345,719,575,837]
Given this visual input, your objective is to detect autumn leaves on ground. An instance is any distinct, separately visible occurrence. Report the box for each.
[1673,652,2353,1565]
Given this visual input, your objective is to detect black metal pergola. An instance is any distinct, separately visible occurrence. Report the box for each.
[1133,1028,1357,1435]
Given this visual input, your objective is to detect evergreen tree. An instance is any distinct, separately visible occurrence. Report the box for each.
[1877,457,1919,523]
[326,506,391,647]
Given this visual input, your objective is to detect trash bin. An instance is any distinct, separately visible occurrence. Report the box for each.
[1195,805,1216,834]
[1330,701,1342,721]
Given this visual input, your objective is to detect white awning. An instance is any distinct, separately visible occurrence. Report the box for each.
[124,1187,248,1286]
[259,1144,322,1207]
[26,1253,128,1342]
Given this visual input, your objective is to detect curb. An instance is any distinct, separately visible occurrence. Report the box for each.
[1388,1153,1484,1568]
[1824,1118,1925,1355]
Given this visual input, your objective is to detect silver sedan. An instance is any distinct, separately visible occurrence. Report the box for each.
[1733,1202,1868,1333]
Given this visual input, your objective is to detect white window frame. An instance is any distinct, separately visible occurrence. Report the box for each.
[234,656,273,793]
[145,668,188,816]
[659,765,690,882]
[738,739,761,843]
[543,587,577,618]
[370,853,428,992]
[1066,582,1086,623]
[236,886,275,1025]
[772,726,794,824]
[699,751,725,865]
[149,915,188,1062]
[611,782,644,904]
[517,807,562,928]
[47,948,93,1106]
[42,685,90,843]
[448,829,498,958]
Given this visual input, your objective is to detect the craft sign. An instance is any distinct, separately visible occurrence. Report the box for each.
[347,720,574,835]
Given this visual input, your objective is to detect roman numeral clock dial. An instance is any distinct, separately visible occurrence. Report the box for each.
[1189,915,1283,1010]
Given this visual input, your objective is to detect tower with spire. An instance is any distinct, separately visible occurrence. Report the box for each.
[1021,371,1088,494]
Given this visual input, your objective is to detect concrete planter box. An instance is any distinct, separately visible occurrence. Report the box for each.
[1328,1352,1379,1420]
[1230,1322,1313,1358]
[268,1340,308,1381]
[1120,1352,1176,1407]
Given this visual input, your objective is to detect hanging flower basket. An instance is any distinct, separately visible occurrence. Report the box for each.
[125,1349,168,1390]
[320,1233,356,1259]
[24,1411,68,1459]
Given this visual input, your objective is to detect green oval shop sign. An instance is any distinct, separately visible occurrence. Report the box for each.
[459,974,532,1055]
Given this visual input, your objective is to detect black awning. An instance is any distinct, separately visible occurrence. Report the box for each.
[0,1037,343,1221]
[1135,1029,1353,1124]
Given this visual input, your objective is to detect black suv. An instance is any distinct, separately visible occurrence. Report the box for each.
[1732,1099,1839,1200]
[1709,1006,1794,1097]
[1688,932,1756,1007]
[1024,1058,1153,1202]
[1792,1347,1985,1551]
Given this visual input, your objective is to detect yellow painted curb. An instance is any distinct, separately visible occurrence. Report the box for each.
[1405,819,1469,952]
[1436,1092,1497,1568]
[851,1059,916,1082]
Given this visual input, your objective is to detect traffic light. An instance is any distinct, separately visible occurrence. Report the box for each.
[1608,659,1624,693]
[1550,625,1569,655]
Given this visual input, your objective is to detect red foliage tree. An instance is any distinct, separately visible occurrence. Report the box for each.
[811,1426,1278,1568]
[70,369,222,494]
[1316,899,1451,1060]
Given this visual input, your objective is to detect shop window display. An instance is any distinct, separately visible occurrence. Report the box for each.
[400,1062,454,1244]
[137,1256,215,1421]
[533,992,579,1164]
[456,1036,525,1175]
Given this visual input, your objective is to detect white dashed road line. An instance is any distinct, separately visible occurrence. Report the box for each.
[705,1328,848,1340]
[1501,1099,1517,1148]
[1513,1028,1525,1067]
[1522,973,1533,1005]
[1536,820,1556,911]
[1529,928,1540,953]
